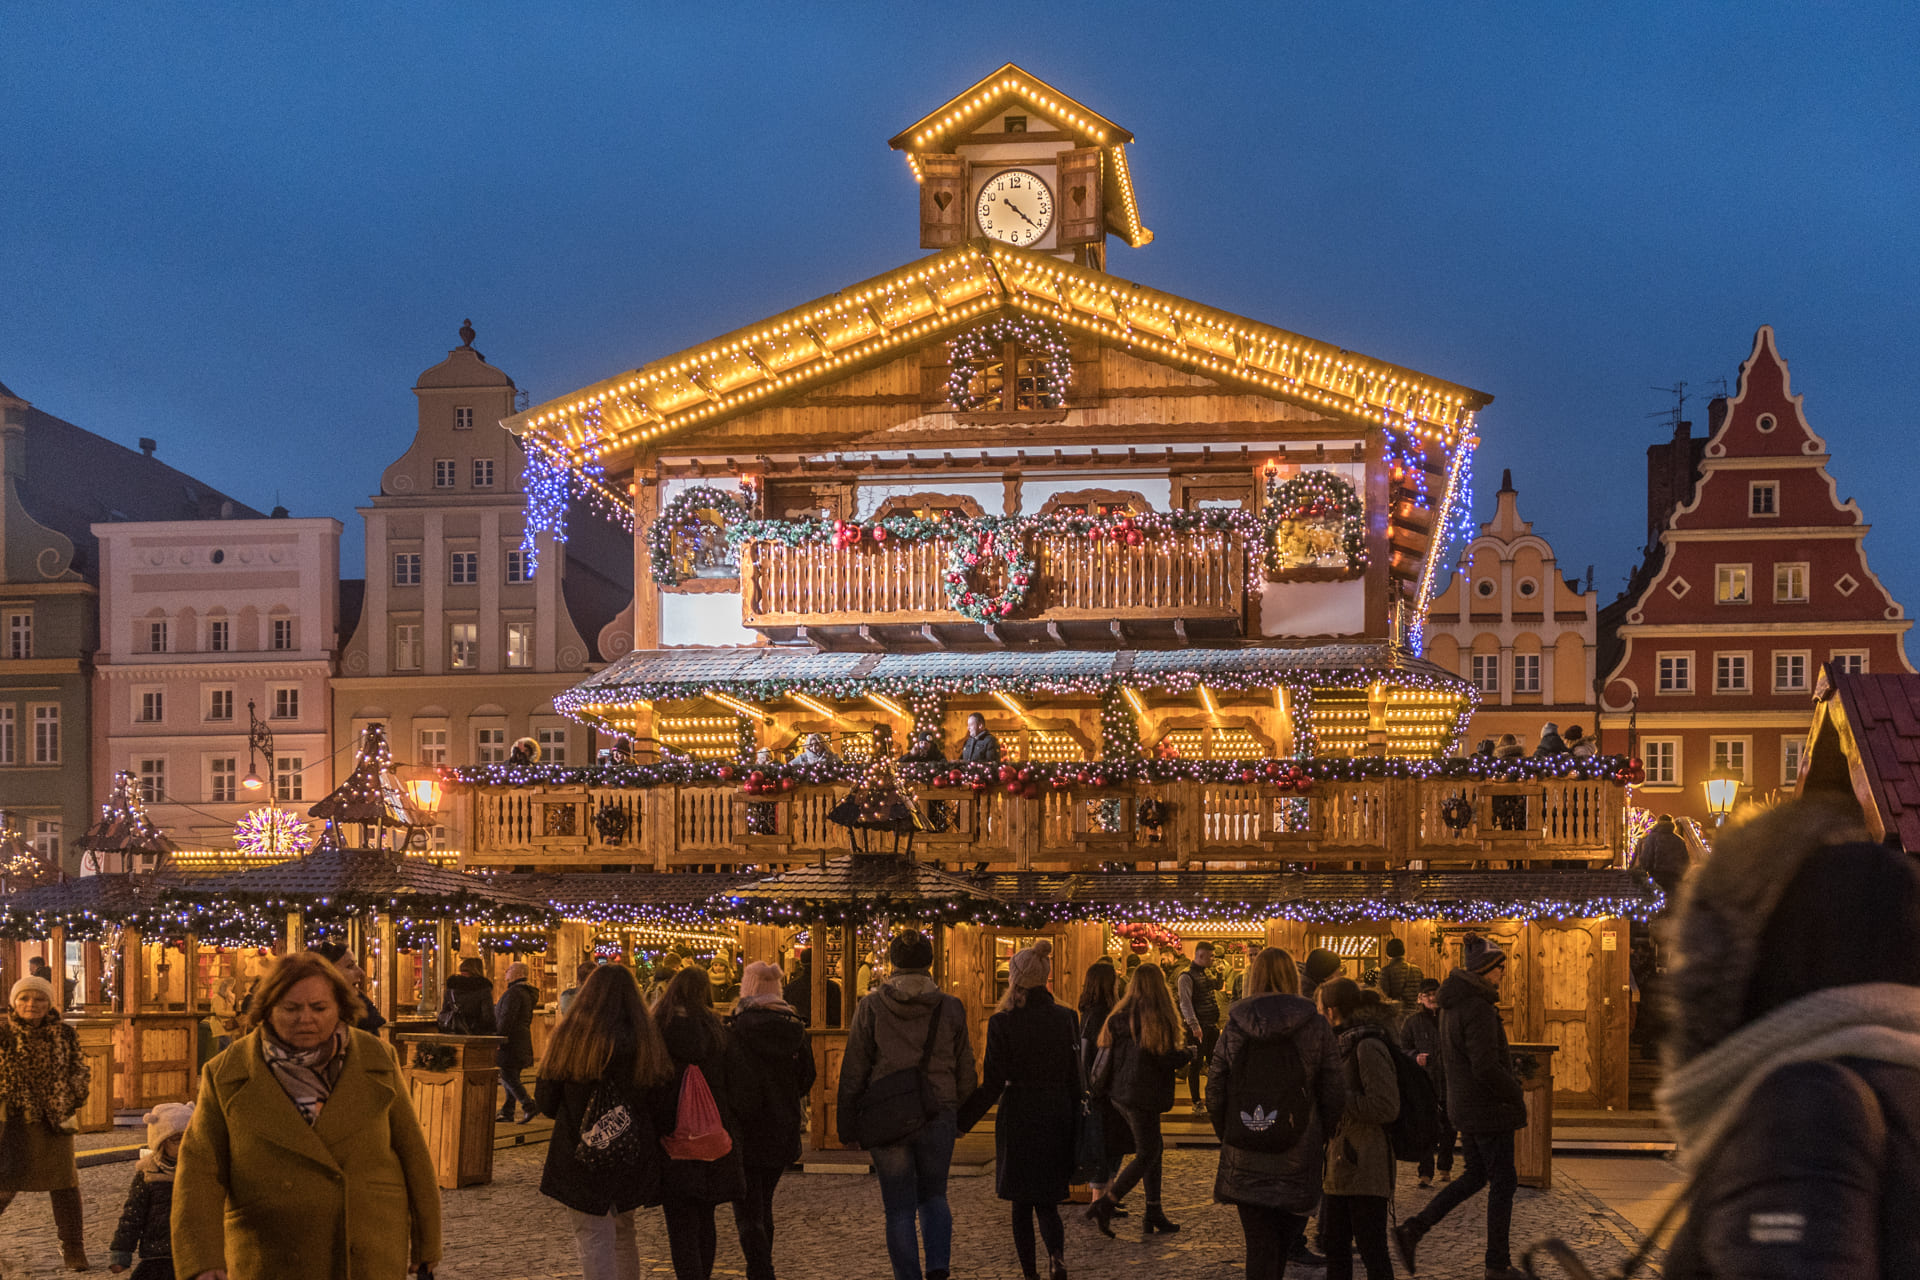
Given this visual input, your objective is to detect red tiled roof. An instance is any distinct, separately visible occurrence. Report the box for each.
[1831,673,1920,852]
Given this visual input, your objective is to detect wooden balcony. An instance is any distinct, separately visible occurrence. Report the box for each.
[464,775,1623,871]
[738,528,1249,649]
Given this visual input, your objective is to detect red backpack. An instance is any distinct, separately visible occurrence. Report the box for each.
[661,1064,734,1162]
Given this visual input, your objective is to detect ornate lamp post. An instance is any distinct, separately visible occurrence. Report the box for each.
[1702,765,1742,826]
[242,699,275,794]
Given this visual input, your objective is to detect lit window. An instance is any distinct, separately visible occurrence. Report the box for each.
[536,726,567,766]
[953,339,1066,412]
[1715,653,1749,693]
[1512,654,1541,694]
[1749,482,1778,517]
[393,624,421,671]
[1831,651,1868,676]
[1711,738,1748,783]
[1715,565,1750,604]
[146,620,170,653]
[449,623,478,669]
[209,757,237,804]
[208,619,230,652]
[418,728,448,766]
[272,687,299,720]
[473,459,495,488]
[1658,654,1692,693]
[6,611,31,659]
[138,691,164,723]
[476,727,507,764]
[274,756,303,803]
[32,705,59,764]
[1774,652,1808,693]
[138,758,166,803]
[30,819,59,862]
[0,706,14,765]
[433,459,456,488]
[271,617,294,651]
[1642,739,1678,786]
[1470,655,1499,694]
[394,553,422,586]
[454,406,474,431]
[505,622,533,669]
[450,552,478,585]
[505,549,529,583]
[1781,738,1806,787]
[1774,563,1808,603]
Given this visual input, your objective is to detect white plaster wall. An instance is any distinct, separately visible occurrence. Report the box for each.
[1260,580,1367,638]
[659,591,760,648]
[854,480,1005,520]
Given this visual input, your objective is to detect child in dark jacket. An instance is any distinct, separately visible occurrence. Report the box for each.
[109,1103,194,1277]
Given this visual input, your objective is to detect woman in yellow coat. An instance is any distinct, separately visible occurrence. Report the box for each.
[172,951,442,1280]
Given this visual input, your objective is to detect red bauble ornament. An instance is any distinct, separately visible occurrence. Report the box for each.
[1125,530,1143,546]
[780,777,796,792]
[1004,781,1021,795]
[748,771,765,785]
[1240,769,1256,783]
[1021,782,1040,799]
[871,526,887,542]
[1129,938,1150,954]
[717,766,735,781]
[998,765,1016,783]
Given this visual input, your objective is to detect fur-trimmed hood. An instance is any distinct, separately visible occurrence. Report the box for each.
[1663,795,1869,1068]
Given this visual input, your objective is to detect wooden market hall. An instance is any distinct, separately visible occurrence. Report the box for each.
[1,66,1659,1158]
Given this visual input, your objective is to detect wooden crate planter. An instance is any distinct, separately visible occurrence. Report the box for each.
[1511,1042,1558,1189]
[113,1014,199,1112]
[395,1033,505,1189]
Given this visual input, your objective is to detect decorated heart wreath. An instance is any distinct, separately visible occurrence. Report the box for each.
[648,486,752,585]
[1263,469,1368,578]
[946,315,1073,412]
[1441,793,1475,831]
[943,521,1036,622]
[594,803,632,845]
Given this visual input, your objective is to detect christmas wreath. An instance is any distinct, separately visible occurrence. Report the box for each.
[943,521,1036,622]
[1263,469,1368,578]
[1441,793,1475,832]
[946,315,1073,412]
[648,486,752,585]
[594,803,632,845]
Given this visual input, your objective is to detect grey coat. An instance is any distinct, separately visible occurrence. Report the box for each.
[838,972,977,1134]
[1206,993,1344,1212]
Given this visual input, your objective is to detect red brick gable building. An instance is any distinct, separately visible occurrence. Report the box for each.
[1598,326,1913,827]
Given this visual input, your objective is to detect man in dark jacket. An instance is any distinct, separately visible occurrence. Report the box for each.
[838,930,976,1280]
[1377,937,1424,1021]
[439,956,497,1036]
[1630,814,1691,906]
[1397,978,1455,1187]
[729,961,817,1280]
[959,713,1000,765]
[783,949,841,1028]
[1176,941,1222,1113]
[1394,936,1527,1280]
[494,961,539,1124]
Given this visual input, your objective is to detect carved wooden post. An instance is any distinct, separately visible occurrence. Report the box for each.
[372,913,400,1022]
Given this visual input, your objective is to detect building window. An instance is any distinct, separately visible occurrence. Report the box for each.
[417,728,448,766]
[454,406,474,431]
[138,758,166,803]
[1642,738,1679,786]
[208,618,229,652]
[1470,655,1499,695]
[1749,482,1778,517]
[1782,737,1806,787]
[146,619,170,653]
[953,339,1066,412]
[1715,565,1750,604]
[1512,653,1541,694]
[505,622,533,669]
[209,757,237,804]
[1831,650,1868,676]
[6,611,31,660]
[393,624,422,671]
[1774,562,1809,603]
[31,705,59,764]
[1475,579,1496,599]
[473,459,495,488]
[536,726,568,766]
[271,617,294,650]
[1715,653,1749,693]
[450,552,478,585]
[393,553,422,586]
[433,459,456,488]
[30,819,59,862]
[476,727,507,764]
[1657,653,1692,694]
[271,687,299,720]
[0,706,13,765]
[138,690,164,723]
[206,688,234,721]
[274,756,303,802]
[1711,737,1749,784]
[449,622,478,669]
[505,549,529,583]
[1774,651,1809,693]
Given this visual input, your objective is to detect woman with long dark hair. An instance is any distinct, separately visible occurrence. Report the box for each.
[1075,960,1131,1211]
[958,940,1081,1280]
[654,966,748,1280]
[1317,978,1399,1280]
[1087,962,1190,1237]
[537,964,678,1280]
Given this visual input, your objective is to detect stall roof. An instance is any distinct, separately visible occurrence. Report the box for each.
[174,846,553,919]
[1805,669,1920,850]
[0,873,166,939]
[501,873,751,925]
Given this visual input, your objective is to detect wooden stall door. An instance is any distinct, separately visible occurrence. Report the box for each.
[1530,919,1627,1109]
[810,1032,848,1151]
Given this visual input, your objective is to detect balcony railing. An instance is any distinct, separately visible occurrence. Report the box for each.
[464,776,1622,870]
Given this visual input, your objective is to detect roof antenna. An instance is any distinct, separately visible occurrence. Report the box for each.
[1647,381,1687,431]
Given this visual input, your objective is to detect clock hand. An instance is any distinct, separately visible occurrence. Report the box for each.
[1006,200,1038,228]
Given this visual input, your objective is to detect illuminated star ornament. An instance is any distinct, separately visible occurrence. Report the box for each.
[233,807,313,860]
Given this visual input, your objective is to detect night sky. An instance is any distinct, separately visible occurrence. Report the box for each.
[6,5,1917,620]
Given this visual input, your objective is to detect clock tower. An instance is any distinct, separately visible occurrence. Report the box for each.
[890,63,1151,270]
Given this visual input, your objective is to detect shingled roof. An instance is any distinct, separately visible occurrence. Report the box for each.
[173,846,554,923]
[1804,669,1920,851]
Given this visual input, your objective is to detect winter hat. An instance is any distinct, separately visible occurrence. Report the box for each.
[1303,949,1343,985]
[145,1102,194,1150]
[1384,938,1406,959]
[504,962,529,983]
[1419,978,1441,994]
[889,929,934,971]
[1463,934,1507,974]
[1009,945,1051,990]
[9,975,56,1008]
[1654,814,1676,830]
[739,961,784,1001]
[1541,722,1560,736]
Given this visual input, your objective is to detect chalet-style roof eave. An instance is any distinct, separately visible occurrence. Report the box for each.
[1806,668,1920,851]
[503,241,1491,496]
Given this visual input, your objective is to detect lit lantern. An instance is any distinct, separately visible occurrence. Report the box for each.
[1703,766,1741,826]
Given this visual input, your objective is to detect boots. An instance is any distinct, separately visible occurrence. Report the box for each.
[1142,1204,1181,1234]
[1087,1195,1117,1238]
[1049,1253,1068,1280]
[51,1187,90,1271]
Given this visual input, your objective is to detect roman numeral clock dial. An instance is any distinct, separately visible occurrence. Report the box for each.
[975,169,1055,247]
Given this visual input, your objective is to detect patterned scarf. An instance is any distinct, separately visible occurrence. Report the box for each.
[261,1023,351,1125]
[0,1012,87,1125]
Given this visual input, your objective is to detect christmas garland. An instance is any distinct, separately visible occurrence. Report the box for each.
[648,486,752,586]
[943,520,1036,622]
[1263,469,1368,578]
[946,315,1073,411]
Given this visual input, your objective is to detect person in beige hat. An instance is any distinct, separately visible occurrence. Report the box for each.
[108,1101,194,1275]
[0,974,91,1271]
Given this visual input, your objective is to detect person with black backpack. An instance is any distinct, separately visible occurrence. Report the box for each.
[1208,946,1345,1280]
[726,961,816,1280]
[438,956,496,1036]
[1318,979,1400,1280]
[655,967,748,1280]
[536,965,677,1280]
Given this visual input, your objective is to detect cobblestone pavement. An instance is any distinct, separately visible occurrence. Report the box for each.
[0,1145,1659,1280]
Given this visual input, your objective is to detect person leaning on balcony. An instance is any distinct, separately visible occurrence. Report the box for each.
[1534,722,1567,755]
[173,950,441,1280]
[960,713,1001,765]
[793,734,838,767]
[0,974,93,1272]
[902,730,946,764]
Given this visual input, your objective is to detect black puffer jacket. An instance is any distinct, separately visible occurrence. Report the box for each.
[1665,1056,1920,1278]
[110,1171,173,1262]
[495,979,538,1069]
[1436,967,1525,1134]
[535,1057,673,1214]
[660,1013,748,1205]
[1093,1016,1191,1114]
[1206,993,1344,1212]
[438,972,496,1035]
[728,1000,817,1169]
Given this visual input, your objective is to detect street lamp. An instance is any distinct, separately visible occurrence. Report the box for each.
[243,699,275,793]
[1703,765,1741,826]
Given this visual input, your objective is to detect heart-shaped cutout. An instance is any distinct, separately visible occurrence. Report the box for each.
[933,190,954,212]
[1070,185,1087,206]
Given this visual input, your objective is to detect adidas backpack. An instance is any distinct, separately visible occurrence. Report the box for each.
[1224,1035,1314,1152]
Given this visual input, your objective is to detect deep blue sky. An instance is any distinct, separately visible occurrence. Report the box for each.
[5,4,1917,616]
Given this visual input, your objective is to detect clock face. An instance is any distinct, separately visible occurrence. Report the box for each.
[975,169,1055,247]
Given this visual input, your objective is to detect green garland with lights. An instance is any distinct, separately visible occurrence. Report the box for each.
[1263,469,1368,577]
[649,486,753,586]
[944,518,1035,621]
[946,314,1073,411]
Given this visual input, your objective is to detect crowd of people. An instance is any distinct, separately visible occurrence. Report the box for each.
[0,793,1915,1279]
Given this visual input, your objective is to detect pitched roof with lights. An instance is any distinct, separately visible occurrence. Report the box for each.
[504,240,1491,489]
[886,62,1149,248]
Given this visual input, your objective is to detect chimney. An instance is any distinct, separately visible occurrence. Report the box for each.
[1500,468,1514,492]
[1707,396,1729,434]
[138,437,157,457]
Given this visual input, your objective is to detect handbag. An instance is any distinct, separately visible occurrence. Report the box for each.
[850,999,947,1148]
[573,1080,647,1170]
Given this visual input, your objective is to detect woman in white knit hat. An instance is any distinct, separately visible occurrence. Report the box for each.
[0,973,93,1271]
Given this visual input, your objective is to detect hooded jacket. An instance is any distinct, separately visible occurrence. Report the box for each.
[1436,966,1525,1134]
[1206,993,1344,1212]
[1323,1008,1401,1199]
[728,999,817,1168]
[438,972,496,1036]
[837,971,976,1144]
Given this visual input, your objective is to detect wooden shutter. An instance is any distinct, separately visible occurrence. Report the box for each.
[1058,147,1104,245]
[919,154,969,249]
